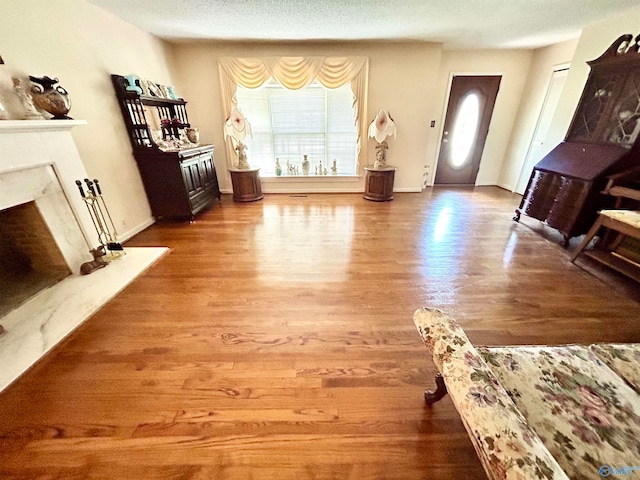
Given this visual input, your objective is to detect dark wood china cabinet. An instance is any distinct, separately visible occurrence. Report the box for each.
[514,34,640,245]
[111,74,220,221]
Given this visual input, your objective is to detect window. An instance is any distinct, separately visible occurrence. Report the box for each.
[235,81,358,176]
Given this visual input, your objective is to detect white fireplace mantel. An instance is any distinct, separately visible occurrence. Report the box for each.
[0,119,87,133]
[0,119,95,252]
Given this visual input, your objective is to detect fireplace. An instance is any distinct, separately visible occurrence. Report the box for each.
[0,120,168,393]
[0,202,71,317]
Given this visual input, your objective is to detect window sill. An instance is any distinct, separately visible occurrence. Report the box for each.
[261,175,362,183]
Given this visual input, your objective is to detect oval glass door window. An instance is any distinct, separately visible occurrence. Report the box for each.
[449,93,480,169]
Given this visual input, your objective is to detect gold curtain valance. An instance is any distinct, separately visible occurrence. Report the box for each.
[218,56,368,90]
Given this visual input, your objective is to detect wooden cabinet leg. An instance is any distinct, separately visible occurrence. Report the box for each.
[513,209,521,222]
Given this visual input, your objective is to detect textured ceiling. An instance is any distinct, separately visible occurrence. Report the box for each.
[89,0,640,49]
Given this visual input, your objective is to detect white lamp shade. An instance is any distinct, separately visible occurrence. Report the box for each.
[368,109,397,143]
[224,107,253,142]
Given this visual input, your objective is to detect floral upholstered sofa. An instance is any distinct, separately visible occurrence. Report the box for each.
[413,308,640,480]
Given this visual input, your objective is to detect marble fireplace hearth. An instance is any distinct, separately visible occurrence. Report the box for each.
[0,120,166,393]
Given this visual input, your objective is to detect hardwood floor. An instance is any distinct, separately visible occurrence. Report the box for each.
[1,187,639,479]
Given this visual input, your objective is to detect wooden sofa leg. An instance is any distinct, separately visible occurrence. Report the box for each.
[425,373,448,405]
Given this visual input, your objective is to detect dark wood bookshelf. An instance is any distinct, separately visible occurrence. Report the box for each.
[111,74,221,221]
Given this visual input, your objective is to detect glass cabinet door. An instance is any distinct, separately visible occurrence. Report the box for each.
[567,72,617,142]
[601,69,640,145]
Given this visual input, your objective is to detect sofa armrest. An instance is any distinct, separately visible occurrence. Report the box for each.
[414,308,570,480]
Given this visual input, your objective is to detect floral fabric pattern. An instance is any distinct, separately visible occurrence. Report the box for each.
[414,308,569,480]
[477,345,640,480]
[601,209,640,228]
[590,343,640,394]
[414,308,640,480]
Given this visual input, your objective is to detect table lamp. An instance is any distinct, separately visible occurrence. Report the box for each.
[368,109,397,168]
[224,107,253,169]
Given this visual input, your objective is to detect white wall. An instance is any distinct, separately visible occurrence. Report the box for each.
[497,38,579,192]
[170,41,442,193]
[6,1,625,222]
[0,0,176,240]
[429,49,534,186]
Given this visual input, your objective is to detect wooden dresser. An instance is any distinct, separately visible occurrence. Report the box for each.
[515,34,640,245]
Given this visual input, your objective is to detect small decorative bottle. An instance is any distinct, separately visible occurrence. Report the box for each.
[302,154,310,175]
[331,159,338,175]
[318,160,323,176]
[275,158,282,176]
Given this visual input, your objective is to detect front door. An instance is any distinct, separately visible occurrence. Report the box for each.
[434,75,501,185]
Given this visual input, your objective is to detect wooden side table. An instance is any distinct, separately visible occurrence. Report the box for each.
[229,167,263,202]
[363,166,396,202]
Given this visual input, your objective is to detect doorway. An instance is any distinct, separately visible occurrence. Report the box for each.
[434,75,501,185]
[514,67,569,194]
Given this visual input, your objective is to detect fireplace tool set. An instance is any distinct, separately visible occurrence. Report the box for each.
[75,178,124,275]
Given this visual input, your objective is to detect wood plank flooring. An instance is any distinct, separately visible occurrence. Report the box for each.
[1,187,639,479]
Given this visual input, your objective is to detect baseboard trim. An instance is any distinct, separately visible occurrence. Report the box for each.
[496,182,515,192]
[119,217,156,242]
[393,187,423,193]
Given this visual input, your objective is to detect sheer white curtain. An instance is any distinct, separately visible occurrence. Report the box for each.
[218,56,369,171]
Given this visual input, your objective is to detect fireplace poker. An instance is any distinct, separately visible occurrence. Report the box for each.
[75,179,123,254]
[93,179,123,251]
[75,179,103,246]
[83,178,110,247]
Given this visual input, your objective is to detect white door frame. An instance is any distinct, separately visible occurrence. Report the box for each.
[514,63,570,194]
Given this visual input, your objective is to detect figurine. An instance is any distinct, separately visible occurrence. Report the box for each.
[12,78,44,120]
[318,160,323,176]
[375,141,389,168]
[236,142,250,169]
[302,154,310,175]
[80,246,108,275]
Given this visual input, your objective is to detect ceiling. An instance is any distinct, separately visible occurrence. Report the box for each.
[89,0,640,49]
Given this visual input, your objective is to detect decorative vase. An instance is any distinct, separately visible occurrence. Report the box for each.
[166,86,178,100]
[275,158,282,176]
[124,74,142,94]
[28,76,72,120]
[302,154,310,175]
[185,127,199,145]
